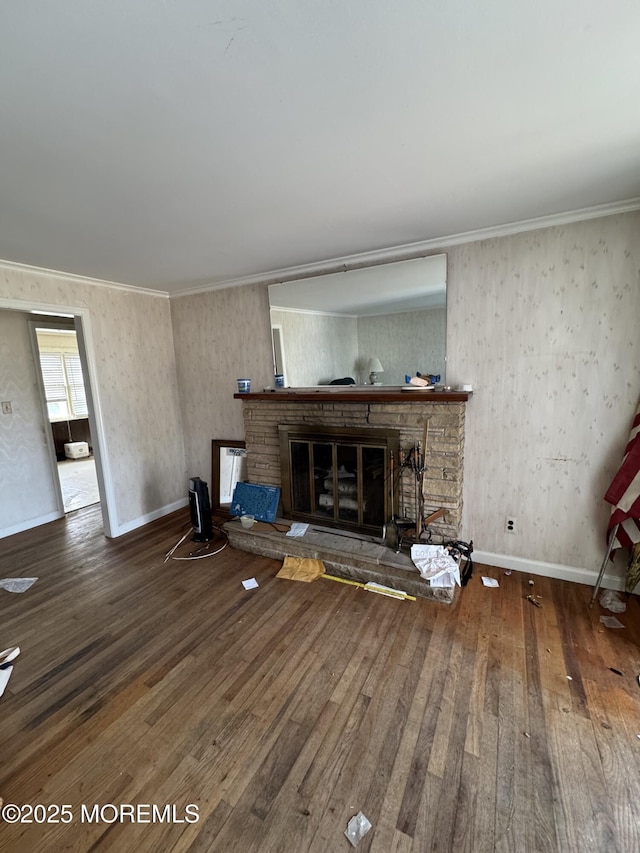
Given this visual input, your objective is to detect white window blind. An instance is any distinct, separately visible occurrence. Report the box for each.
[64,353,88,417]
[39,352,69,420]
[39,351,88,420]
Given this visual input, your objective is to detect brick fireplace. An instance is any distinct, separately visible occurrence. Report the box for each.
[236,388,469,542]
[226,388,470,601]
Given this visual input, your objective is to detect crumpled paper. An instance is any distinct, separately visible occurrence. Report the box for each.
[0,578,38,593]
[411,545,460,588]
[345,811,372,847]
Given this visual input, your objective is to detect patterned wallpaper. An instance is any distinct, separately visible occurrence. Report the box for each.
[446,212,640,576]
[357,307,446,385]
[269,309,359,386]
[0,311,59,529]
[170,282,274,486]
[268,306,446,387]
[0,267,186,532]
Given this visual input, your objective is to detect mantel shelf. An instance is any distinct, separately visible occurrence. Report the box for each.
[234,388,471,403]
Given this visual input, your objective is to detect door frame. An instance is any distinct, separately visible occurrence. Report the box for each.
[2,296,116,537]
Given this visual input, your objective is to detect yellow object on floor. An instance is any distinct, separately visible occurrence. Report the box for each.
[276,556,326,582]
[322,573,415,601]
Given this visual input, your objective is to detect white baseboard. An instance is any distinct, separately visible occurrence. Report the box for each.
[473,549,629,592]
[0,511,64,540]
[113,497,189,537]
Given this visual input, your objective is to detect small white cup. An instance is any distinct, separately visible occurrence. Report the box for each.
[240,514,255,530]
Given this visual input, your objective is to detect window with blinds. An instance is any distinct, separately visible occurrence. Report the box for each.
[39,351,88,421]
[64,353,88,417]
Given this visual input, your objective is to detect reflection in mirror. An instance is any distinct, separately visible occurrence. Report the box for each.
[268,254,447,387]
[211,440,247,514]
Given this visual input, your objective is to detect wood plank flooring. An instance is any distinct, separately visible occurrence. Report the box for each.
[1,505,640,852]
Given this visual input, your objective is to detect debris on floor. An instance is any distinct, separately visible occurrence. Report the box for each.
[285,522,309,538]
[276,557,325,582]
[600,615,625,629]
[0,646,20,699]
[481,577,499,588]
[363,582,413,601]
[242,577,259,590]
[411,544,461,588]
[600,590,627,613]
[344,811,372,847]
[526,594,542,608]
[0,578,38,593]
[609,668,623,676]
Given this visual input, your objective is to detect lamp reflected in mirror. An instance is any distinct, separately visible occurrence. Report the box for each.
[368,358,384,385]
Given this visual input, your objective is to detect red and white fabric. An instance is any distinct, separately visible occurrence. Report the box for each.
[605,400,640,551]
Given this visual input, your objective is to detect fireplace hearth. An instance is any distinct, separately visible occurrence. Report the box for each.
[230,388,470,598]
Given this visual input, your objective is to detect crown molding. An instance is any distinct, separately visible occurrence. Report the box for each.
[171,196,640,298]
[2,196,639,299]
[0,259,169,298]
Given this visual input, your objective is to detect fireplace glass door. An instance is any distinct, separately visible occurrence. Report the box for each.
[280,426,399,534]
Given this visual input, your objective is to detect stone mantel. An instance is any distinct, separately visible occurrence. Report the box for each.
[234,388,470,403]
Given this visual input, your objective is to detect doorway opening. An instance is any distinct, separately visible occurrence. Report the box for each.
[271,325,287,385]
[34,324,100,513]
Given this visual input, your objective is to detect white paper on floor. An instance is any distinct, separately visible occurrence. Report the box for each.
[0,578,38,593]
[481,577,500,588]
[600,614,625,629]
[0,646,20,699]
[242,577,259,590]
[411,545,460,587]
[344,811,372,847]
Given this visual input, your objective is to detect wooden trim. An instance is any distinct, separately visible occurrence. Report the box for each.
[235,389,470,403]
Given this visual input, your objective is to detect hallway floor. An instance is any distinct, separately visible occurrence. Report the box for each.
[57,456,99,512]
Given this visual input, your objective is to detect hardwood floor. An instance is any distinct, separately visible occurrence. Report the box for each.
[1,505,640,852]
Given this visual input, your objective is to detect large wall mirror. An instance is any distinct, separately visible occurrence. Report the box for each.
[268,254,447,387]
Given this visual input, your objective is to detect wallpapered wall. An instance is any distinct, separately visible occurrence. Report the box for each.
[357,307,446,385]
[0,311,59,530]
[172,211,640,581]
[170,282,274,487]
[268,306,446,387]
[269,309,358,386]
[446,213,640,578]
[0,267,187,534]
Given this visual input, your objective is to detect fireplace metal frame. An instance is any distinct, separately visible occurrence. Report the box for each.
[278,424,400,535]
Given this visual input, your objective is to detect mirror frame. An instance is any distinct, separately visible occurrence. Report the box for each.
[211,439,246,515]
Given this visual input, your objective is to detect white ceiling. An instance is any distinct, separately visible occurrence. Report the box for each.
[1,1,639,295]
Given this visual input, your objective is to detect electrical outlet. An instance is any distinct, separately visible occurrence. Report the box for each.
[1,401,12,415]
[505,516,516,534]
